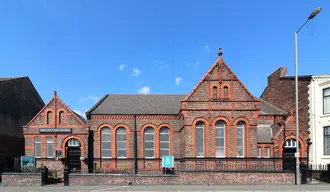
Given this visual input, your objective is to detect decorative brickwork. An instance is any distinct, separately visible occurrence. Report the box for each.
[69,171,295,185]
[1,173,41,186]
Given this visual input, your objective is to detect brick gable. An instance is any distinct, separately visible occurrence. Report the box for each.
[24,91,86,128]
[180,49,260,158]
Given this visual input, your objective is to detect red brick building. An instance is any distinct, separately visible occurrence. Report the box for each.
[23,49,310,172]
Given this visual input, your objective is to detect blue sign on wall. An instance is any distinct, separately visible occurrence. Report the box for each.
[162,156,174,168]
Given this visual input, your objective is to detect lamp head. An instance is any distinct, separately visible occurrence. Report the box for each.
[308,7,322,20]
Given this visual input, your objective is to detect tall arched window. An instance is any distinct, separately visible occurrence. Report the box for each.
[236,121,245,157]
[101,127,111,158]
[223,86,229,99]
[159,127,170,157]
[34,137,41,158]
[116,128,127,158]
[196,121,204,157]
[212,86,218,99]
[47,111,52,124]
[59,111,64,124]
[215,121,226,157]
[144,127,155,158]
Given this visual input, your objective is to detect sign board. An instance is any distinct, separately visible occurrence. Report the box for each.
[21,156,35,168]
[295,152,299,158]
[162,156,174,168]
[39,128,72,134]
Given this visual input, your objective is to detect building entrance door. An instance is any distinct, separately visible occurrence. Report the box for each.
[283,139,299,170]
[66,139,81,172]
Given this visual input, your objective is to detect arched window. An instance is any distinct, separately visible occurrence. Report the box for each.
[223,86,229,99]
[212,86,218,99]
[144,127,155,158]
[116,128,127,158]
[215,121,226,157]
[68,138,80,147]
[46,137,53,158]
[101,127,111,158]
[159,127,170,157]
[47,111,52,124]
[196,121,204,157]
[284,139,297,148]
[236,121,245,157]
[34,137,41,158]
[59,111,64,124]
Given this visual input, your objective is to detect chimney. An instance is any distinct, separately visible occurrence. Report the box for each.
[267,67,287,85]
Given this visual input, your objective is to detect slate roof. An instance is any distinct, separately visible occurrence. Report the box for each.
[258,98,288,115]
[257,125,273,143]
[73,111,87,123]
[87,94,186,115]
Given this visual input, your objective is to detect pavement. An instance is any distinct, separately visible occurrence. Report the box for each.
[0,184,330,192]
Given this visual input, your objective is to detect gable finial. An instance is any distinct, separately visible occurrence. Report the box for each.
[54,90,57,96]
[218,47,223,58]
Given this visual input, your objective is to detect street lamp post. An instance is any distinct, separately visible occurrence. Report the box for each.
[294,7,322,185]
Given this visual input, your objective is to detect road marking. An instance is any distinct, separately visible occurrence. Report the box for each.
[90,186,129,192]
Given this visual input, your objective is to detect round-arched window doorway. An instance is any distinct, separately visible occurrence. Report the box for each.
[66,138,81,172]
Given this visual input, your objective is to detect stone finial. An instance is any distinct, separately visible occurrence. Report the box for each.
[218,47,223,57]
[54,90,57,96]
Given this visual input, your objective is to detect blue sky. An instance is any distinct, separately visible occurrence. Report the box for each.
[0,0,329,117]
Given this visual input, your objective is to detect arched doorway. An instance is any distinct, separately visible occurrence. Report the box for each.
[66,138,81,172]
[282,139,300,170]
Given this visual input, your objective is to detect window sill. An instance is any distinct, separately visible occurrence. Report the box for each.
[320,114,330,118]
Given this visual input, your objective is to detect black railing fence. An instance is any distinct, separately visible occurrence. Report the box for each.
[308,163,330,183]
[82,157,307,174]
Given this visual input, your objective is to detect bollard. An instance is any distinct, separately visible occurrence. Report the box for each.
[300,162,308,184]
[64,167,69,186]
[41,166,48,186]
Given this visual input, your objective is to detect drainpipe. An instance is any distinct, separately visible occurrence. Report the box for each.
[134,114,138,174]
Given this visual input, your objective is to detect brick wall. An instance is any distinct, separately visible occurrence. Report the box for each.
[261,67,311,134]
[23,93,89,171]
[69,171,295,185]
[1,173,41,186]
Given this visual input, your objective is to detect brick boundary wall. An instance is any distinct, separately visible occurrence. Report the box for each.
[1,173,41,186]
[69,171,295,185]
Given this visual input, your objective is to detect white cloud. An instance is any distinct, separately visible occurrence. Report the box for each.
[138,86,151,94]
[118,64,126,70]
[154,60,170,70]
[73,110,86,118]
[133,68,142,76]
[193,61,199,71]
[200,44,210,53]
[175,77,183,85]
[80,96,100,102]
[153,60,164,65]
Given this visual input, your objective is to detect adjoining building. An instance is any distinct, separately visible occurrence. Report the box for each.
[0,77,44,172]
[261,68,330,165]
[23,49,309,173]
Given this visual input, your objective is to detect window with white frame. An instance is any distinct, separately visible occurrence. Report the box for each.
[324,88,330,114]
[324,127,330,155]
[46,137,53,158]
[236,122,245,157]
[68,139,80,147]
[215,121,225,157]
[284,139,296,148]
[116,128,127,158]
[144,128,155,158]
[159,127,170,157]
[101,127,111,158]
[196,121,204,157]
[264,147,270,158]
[257,147,261,158]
[34,137,41,158]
